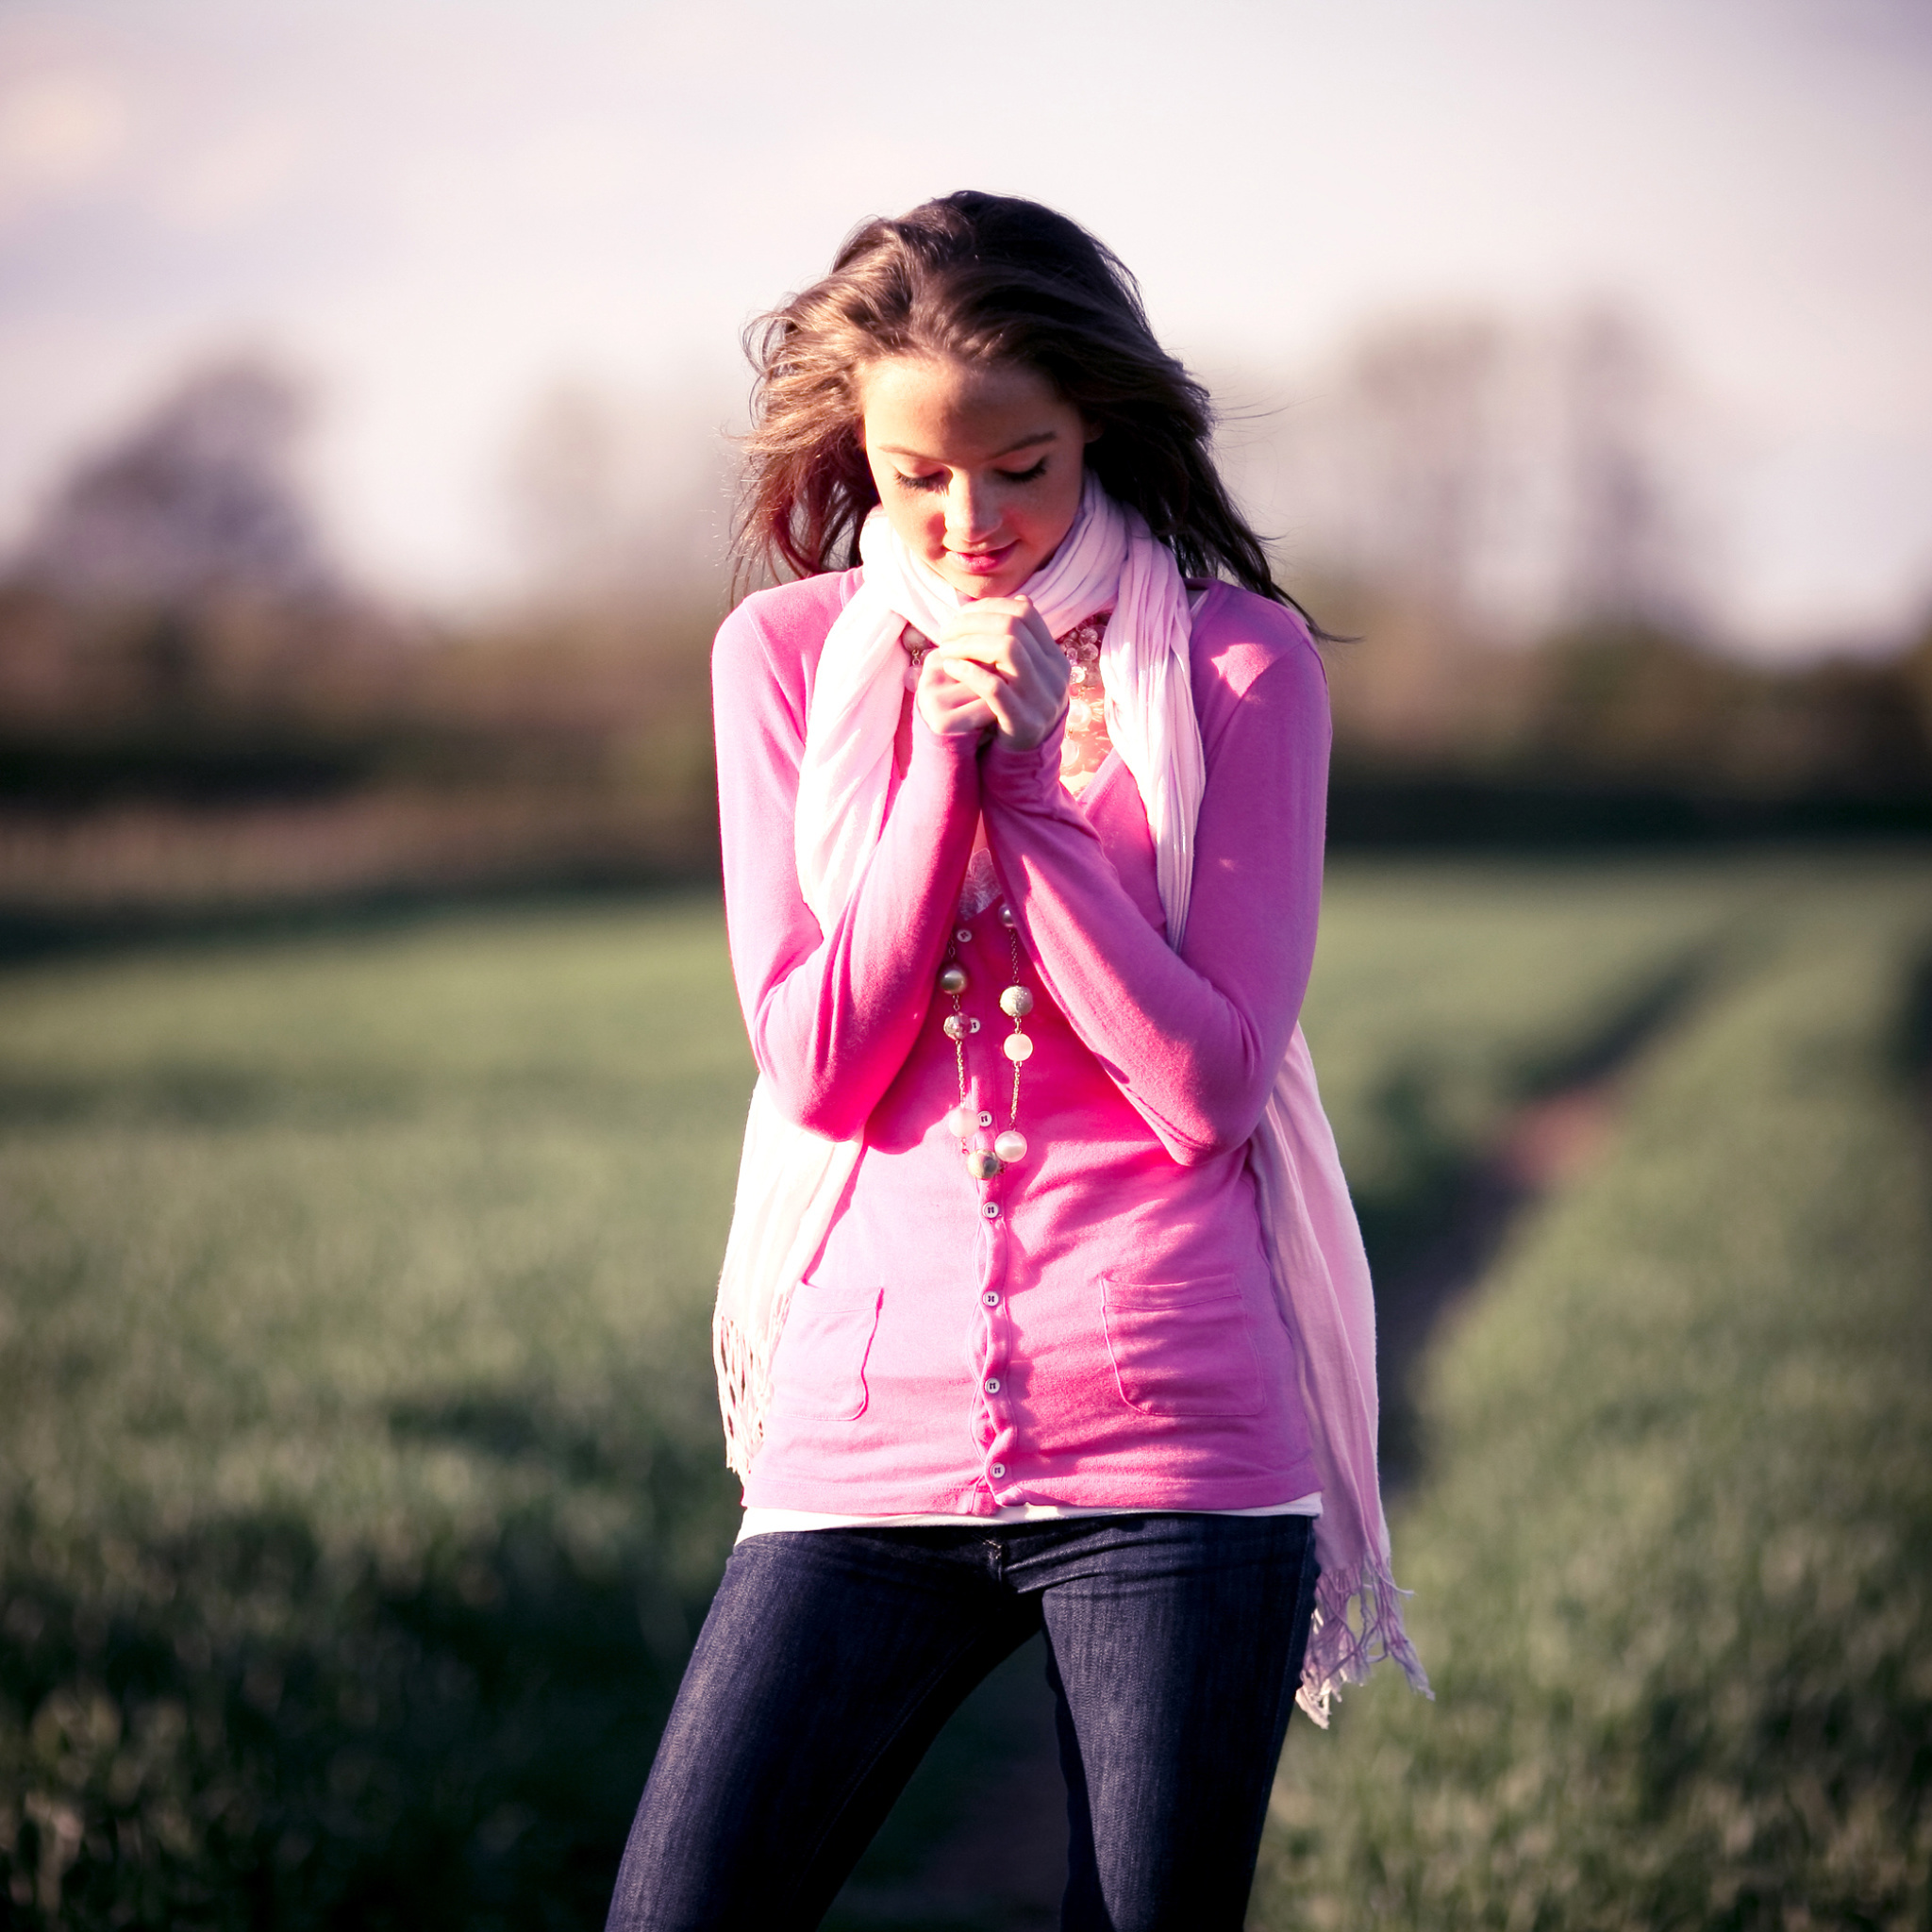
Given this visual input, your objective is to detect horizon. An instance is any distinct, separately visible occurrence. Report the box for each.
[2,0,1928,657]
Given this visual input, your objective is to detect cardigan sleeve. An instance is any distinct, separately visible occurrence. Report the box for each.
[713,595,983,1141]
[977,614,1329,1166]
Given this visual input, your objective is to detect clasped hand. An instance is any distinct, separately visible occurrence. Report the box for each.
[914,596,1071,752]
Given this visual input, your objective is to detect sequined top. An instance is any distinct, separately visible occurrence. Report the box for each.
[713,570,1330,1518]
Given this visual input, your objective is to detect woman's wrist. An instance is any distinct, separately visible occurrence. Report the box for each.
[910,705,991,766]
[979,717,1067,810]
[986,695,1070,758]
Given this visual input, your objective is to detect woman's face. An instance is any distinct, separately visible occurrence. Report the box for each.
[858,354,1096,601]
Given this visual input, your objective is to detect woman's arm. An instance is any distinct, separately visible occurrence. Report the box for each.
[715,596,983,1141]
[978,618,1329,1165]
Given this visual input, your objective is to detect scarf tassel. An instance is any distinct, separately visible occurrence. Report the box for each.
[1298,1557,1434,1727]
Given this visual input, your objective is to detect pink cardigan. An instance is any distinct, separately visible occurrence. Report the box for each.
[716,570,1330,1516]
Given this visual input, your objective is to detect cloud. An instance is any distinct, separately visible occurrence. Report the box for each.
[151,115,309,233]
[0,70,129,218]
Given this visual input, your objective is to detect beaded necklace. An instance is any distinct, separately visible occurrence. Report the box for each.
[937,907,1033,1180]
[901,609,1110,1186]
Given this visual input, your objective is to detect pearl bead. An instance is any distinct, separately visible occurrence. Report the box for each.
[993,1129,1028,1164]
[999,985,1034,1018]
[945,1106,973,1139]
[998,903,1018,928]
[939,963,968,995]
[1003,1033,1034,1062]
[942,1014,967,1041]
[964,1149,1004,1179]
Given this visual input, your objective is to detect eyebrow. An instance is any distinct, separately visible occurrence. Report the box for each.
[875,429,1059,461]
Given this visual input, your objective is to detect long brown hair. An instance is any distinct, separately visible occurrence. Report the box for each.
[735,191,1303,617]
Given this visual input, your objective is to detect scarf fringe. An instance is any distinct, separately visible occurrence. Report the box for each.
[713,1310,761,1482]
[1296,1555,1434,1727]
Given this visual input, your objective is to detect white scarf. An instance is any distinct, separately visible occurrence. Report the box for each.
[712,476,1428,1719]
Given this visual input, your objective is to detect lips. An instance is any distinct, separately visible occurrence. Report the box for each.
[946,541,1017,578]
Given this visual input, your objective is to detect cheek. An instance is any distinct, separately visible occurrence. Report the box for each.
[1036,465,1087,545]
[868,475,939,551]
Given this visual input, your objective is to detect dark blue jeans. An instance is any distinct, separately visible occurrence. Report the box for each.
[605,1512,1320,1931]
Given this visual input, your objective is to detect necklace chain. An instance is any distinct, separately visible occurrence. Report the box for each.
[940,908,1034,1180]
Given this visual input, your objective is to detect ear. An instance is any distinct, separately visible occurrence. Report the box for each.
[1082,419,1104,445]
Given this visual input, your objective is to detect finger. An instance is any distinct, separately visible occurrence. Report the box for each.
[933,611,1058,673]
[920,654,1000,717]
[941,657,1023,737]
[932,636,1022,679]
[936,638,1069,737]
[951,660,1068,749]
[1008,595,1058,658]
[936,599,1036,641]
[915,672,996,738]
[931,617,1069,737]
[933,615,1024,662]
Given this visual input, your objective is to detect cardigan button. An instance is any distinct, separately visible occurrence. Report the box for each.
[990,1463,1007,1479]
[984,1377,1002,1394]
[982,1291,1000,1307]
[981,1202,1000,1220]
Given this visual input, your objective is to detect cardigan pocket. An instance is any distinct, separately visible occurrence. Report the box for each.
[767,1281,884,1422]
[1102,1274,1265,1418]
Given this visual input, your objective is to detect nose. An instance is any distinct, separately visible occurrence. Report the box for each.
[945,475,1003,548]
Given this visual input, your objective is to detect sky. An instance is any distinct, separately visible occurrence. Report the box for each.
[1,0,1928,653]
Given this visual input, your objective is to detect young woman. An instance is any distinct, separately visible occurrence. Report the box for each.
[607,191,1426,1932]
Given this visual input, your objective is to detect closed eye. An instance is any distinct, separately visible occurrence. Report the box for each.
[891,458,1052,493]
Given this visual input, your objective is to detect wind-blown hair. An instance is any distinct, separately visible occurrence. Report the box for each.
[735,191,1300,613]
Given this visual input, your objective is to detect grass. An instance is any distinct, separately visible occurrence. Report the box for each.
[0,857,1922,1926]
[0,895,753,1929]
[1299,857,1752,1271]
[1254,858,1932,1929]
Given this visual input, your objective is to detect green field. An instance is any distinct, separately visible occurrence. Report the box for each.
[1255,858,1932,1931]
[1,857,1926,1928]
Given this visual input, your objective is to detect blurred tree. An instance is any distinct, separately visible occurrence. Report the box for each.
[1317,315,1508,623]
[1557,307,1698,628]
[502,379,730,610]
[504,381,632,597]
[1257,306,1698,644]
[14,355,338,608]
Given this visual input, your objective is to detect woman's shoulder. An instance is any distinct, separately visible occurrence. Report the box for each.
[1186,580,1327,715]
[718,568,861,653]
[713,569,865,709]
